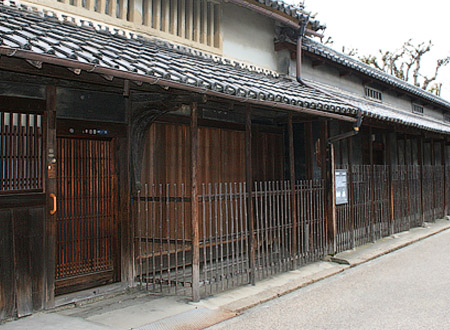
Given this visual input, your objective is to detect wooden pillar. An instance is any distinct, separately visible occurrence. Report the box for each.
[44,86,57,309]
[431,138,436,220]
[190,103,200,302]
[245,106,256,285]
[385,133,394,235]
[288,113,297,266]
[443,139,448,215]
[418,136,425,224]
[305,122,313,180]
[328,142,337,253]
[369,127,375,241]
[122,95,133,287]
[347,136,355,248]
[404,135,411,229]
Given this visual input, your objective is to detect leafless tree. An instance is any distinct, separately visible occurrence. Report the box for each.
[321,38,449,96]
[359,40,450,96]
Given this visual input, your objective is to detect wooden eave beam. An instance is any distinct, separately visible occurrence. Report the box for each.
[339,70,351,77]
[312,59,324,68]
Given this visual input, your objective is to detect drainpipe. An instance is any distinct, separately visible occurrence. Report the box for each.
[328,111,363,144]
[296,18,308,85]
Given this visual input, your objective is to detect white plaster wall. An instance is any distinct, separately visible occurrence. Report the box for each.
[301,56,446,122]
[221,3,279,71]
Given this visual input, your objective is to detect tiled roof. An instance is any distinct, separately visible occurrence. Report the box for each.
[0,1,356,117]
[253,0,325,31]
[307,79,450,134]
[303,38,450,110]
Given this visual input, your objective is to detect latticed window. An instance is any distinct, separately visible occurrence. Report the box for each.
[0,111,44,193]
[364,86,383,102]
[412,103,424,115]
[50,0,222,50]
[444,112,450,123]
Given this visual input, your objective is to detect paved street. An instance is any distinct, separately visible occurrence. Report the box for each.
[210,229,450,330]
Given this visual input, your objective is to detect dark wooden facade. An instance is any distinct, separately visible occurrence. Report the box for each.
[1,51,450,321]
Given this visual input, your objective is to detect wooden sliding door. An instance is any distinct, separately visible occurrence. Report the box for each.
[55,136,118,294]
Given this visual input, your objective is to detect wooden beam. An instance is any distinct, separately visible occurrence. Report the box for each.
[245,105,256,285]
[190,102,200,302]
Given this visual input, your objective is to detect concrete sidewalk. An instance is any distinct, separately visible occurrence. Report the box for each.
[2,218,450,330]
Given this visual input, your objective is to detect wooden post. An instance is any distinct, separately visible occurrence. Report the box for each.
[385,133,394,235]
[443,139,448,215]
[329,142,337,254]
[305,122,313,180]
[347,135,355,248]
[245,106,256,285]
[404,135,411,230]
[44,86,57,309]
[431,139,436,220]
[288,113,297,266]
[369,127,375,241]
[190,103,200,302]
[418,136,425,224]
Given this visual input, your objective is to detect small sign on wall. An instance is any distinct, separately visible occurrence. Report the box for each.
[335,169,348,205]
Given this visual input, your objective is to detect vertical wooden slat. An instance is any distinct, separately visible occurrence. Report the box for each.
[245,106,256,285]
[207,2,214,46]
[201,0,207,44]
[178,0,185,37]
[161,0,170,32]
[86,0,95,11]
[213,3,220,48]
[98,0,106,13]
[185,0,193,40]
[153,0,161,29]
[143,0,153,26]
[194,0,201,42]
[190,103,200,302]
[170,0,178,35]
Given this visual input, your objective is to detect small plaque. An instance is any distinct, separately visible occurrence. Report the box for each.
[48,163,57,179]
[335,169,348,205]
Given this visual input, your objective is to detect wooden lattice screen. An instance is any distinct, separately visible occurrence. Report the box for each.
[0,111,43,193]
[56,137,116,280]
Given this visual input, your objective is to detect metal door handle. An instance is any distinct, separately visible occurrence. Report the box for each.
[50,193,57,215]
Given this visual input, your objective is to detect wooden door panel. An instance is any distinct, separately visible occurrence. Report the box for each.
[55,137,117,293]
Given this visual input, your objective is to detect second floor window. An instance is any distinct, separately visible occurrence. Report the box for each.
[364,87,383,102]
[412,103,424,115]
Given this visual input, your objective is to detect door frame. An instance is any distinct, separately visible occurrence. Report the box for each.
[48,117,129,296]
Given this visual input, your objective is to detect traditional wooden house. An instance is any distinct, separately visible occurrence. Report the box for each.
[1,0,449,321]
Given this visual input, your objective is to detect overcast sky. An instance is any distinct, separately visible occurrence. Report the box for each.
[290,0,450,97]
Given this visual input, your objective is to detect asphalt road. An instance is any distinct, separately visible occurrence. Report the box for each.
[210,229,450,330]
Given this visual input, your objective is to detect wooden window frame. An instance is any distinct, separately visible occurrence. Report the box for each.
[0,96,46,195]
[412,103,424,115]
[364,86,383,102]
